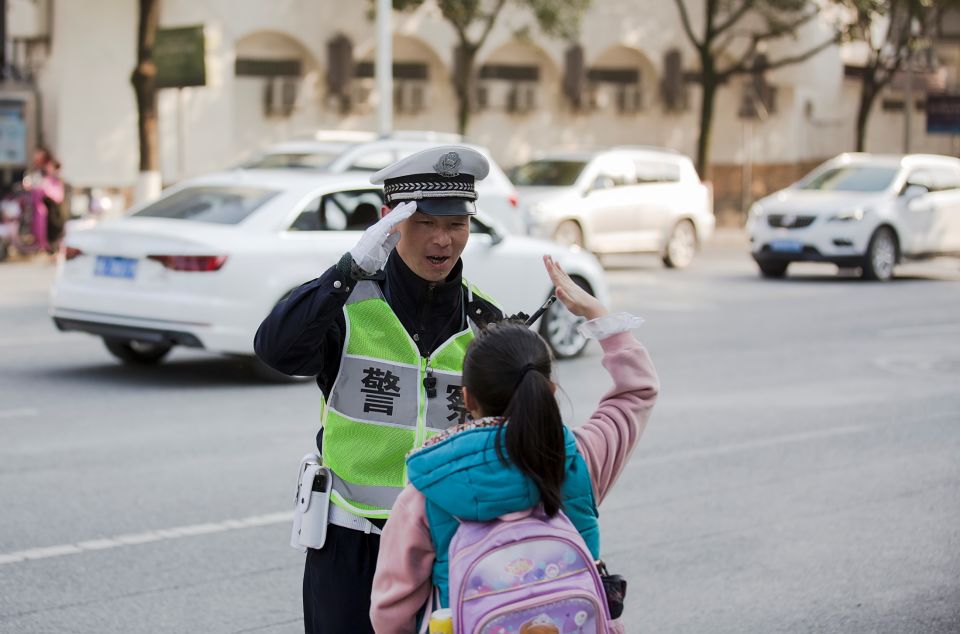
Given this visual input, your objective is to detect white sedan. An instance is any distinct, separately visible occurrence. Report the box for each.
[748,153,960,281]
[49,171,608,378]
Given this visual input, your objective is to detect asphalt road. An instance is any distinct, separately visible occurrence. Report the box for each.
[0,233,958,633]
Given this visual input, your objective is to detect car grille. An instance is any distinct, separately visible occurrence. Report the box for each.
[767,214,816,229]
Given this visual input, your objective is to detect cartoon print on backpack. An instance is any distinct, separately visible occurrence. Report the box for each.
[520,613,561,634]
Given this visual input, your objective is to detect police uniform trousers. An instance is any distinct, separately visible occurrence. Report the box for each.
[303,523,384,633]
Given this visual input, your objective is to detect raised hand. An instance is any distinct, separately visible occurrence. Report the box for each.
[349,201,418,274]
[543,255,608,321]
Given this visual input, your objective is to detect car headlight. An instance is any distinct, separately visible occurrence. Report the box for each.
[828,208,865,223]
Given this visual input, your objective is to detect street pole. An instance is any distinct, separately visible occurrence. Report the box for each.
[903,51,913,154]
[375,0,393,137]
[0,0,6,81]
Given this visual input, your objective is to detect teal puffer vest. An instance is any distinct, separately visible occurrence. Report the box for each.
[406,423,599,606]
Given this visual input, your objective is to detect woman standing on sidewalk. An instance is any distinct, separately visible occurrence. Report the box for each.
[370,255,659,633]
[23,147,65,254]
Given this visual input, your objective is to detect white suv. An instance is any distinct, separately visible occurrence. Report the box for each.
[748,153,960,281]
[240,131,523,233]
[513,147,715,268]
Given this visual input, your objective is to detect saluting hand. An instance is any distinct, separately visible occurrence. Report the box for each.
[349,201,418,274]
[543,255,608,321]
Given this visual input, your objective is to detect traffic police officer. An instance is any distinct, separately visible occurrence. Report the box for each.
[254,145,503,633]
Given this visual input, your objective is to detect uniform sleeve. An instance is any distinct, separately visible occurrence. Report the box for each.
[572,332,659,504]
[253,263,353,378]
[370,486,436,634]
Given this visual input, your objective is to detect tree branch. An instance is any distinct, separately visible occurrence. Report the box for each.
[673,0,703,48]
[722,34,837,78]
[713,0,755,36]
[475,0,508,49]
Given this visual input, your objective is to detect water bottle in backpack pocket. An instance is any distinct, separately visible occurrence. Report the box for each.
[447,507,613,634]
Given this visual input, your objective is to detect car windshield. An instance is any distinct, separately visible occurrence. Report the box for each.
[510,160,587,186]
[799,165,899,192]
[131,186,279,225]
[241,152,338,170]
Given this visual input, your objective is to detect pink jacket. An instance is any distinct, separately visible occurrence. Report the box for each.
[370,331,659,633]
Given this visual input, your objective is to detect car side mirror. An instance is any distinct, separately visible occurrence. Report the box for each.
[471,217,504,246]
[901,183,928,200]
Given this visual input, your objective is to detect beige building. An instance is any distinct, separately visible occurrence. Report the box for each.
[5,0,959,216]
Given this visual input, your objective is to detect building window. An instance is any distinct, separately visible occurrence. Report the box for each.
[476,64,540,114]
[354,62,430,114]
[586,68,643,115]
[235,58,303,118]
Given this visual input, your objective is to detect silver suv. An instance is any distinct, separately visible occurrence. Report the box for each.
[513,147,715,268]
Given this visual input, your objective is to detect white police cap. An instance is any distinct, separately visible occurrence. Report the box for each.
[370,145,490,216]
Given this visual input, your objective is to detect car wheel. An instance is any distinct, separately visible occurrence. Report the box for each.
[102,338,173,364]
[539,276,591,359]
[554,221,585,249]
[757,261,789,278]
[662,220,697,269]
[248,356,314,383]
[861,227,897,282]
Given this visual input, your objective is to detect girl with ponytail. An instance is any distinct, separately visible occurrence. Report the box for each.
[371,256,659,633]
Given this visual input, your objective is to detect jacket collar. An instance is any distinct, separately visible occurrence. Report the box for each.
[384,250,464,308]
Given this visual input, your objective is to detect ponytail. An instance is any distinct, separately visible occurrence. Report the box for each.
[462,321,566,516]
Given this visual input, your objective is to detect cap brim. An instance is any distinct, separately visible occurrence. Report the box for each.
[413,198,477,216]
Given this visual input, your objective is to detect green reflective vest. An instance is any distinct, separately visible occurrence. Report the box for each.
[321,278,495,519]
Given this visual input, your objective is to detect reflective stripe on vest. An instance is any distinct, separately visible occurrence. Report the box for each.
[322,279,485,519]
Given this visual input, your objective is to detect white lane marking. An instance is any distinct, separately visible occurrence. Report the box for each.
[878,323,958,338]
[0,510,292,567]
[0,408,38,419]
[636,425,869,466]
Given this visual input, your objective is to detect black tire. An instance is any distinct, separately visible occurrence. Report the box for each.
[757,261,789,278]
[554,220,585,249]
[248,356,314,383]
[662,220,697,269]
[539,276,591,359]
[0,239,8,262]
[102,338,173,364]
[861,227,897,282]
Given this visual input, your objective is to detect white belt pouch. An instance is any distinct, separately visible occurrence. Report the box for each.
[289,453,332,551]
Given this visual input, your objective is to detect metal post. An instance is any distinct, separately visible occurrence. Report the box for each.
[375,0,393,137]
[0,0,6,81]
[178,87,187,179]
[903,51,913,154]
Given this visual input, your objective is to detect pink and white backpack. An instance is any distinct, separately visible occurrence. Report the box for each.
[446,506,612,634]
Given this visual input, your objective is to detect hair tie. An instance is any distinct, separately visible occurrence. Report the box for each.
[514,363,537,389]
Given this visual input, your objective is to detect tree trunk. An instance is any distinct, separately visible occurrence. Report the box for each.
[131,0,160,173]
[453,44,476,136]
[695,71,718,180]
[855,76,878,153]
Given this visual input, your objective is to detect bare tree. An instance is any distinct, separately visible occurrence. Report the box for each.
[833,0,947,151]
[673,0,839,177]
[131,0,160,190]
[390,0,590,135]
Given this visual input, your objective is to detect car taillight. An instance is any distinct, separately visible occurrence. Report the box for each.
[508,191,519,207]
[147,255,227,272]
[61,245,82,260]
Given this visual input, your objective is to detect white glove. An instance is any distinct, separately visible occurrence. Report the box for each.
[348,201,417,274]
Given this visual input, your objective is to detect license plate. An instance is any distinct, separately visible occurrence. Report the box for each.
[94,256,138,279]
[769,239,803,253]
